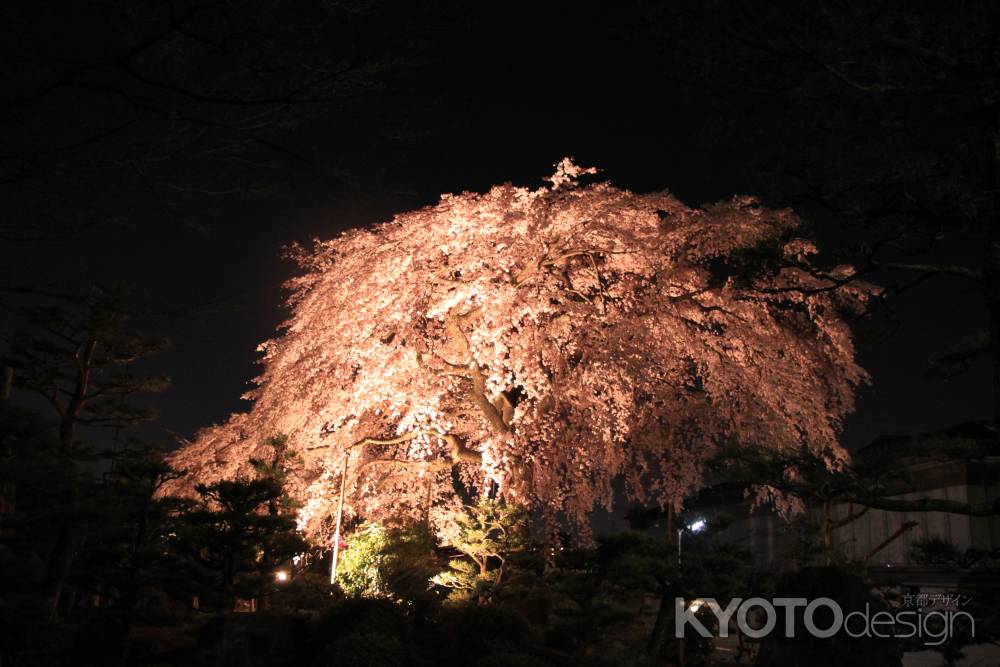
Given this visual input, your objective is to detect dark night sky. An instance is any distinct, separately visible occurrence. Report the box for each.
[2,1,992,451]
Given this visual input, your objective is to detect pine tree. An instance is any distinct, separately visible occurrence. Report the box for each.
[2,287,169,618]
[169,436,307,613]
[431,498,528,605]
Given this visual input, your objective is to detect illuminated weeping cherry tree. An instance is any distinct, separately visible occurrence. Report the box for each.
[165,159,872,547]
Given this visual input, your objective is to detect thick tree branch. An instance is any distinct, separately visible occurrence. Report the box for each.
[843,494,1000,517]
[831,503,868,530]
[305,429,482,465]
[869,260,984,281]
[445,307,510,434]
[865,520,920,563]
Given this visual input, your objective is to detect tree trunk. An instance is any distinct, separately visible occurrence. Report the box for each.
[43,430,80,618]
[823,500,832,565]
[120,495,153,665]
[646,504,676,658]
[43,339,96,618]
[477,557,490,605]
[647,593,674,658]
[42,515,77,619]
[1,366,12,399]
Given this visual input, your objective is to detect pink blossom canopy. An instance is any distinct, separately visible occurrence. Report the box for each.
[165,159,870,541]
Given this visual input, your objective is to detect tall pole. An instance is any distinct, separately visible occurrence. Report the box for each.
[325,430,435,584]
[330,455,349,585]
[677,523,686,667]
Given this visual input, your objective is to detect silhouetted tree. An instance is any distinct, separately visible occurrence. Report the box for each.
[2,287,169,618]
[170,440,306,612]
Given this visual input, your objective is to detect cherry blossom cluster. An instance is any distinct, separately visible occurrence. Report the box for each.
[164,159,871,544]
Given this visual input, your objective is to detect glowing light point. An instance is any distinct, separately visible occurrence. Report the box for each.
[687,519,707,533]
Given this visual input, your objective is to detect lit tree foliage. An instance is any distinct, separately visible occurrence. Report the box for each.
[336,522,440,601]
[431,499,529,605]
[165,159,871,542]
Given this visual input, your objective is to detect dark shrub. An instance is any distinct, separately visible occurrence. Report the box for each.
[312,632,416,667]
[755,566,902,667]
[196,611,311,667]
[439,604,531,655]
[312,598,409,645]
